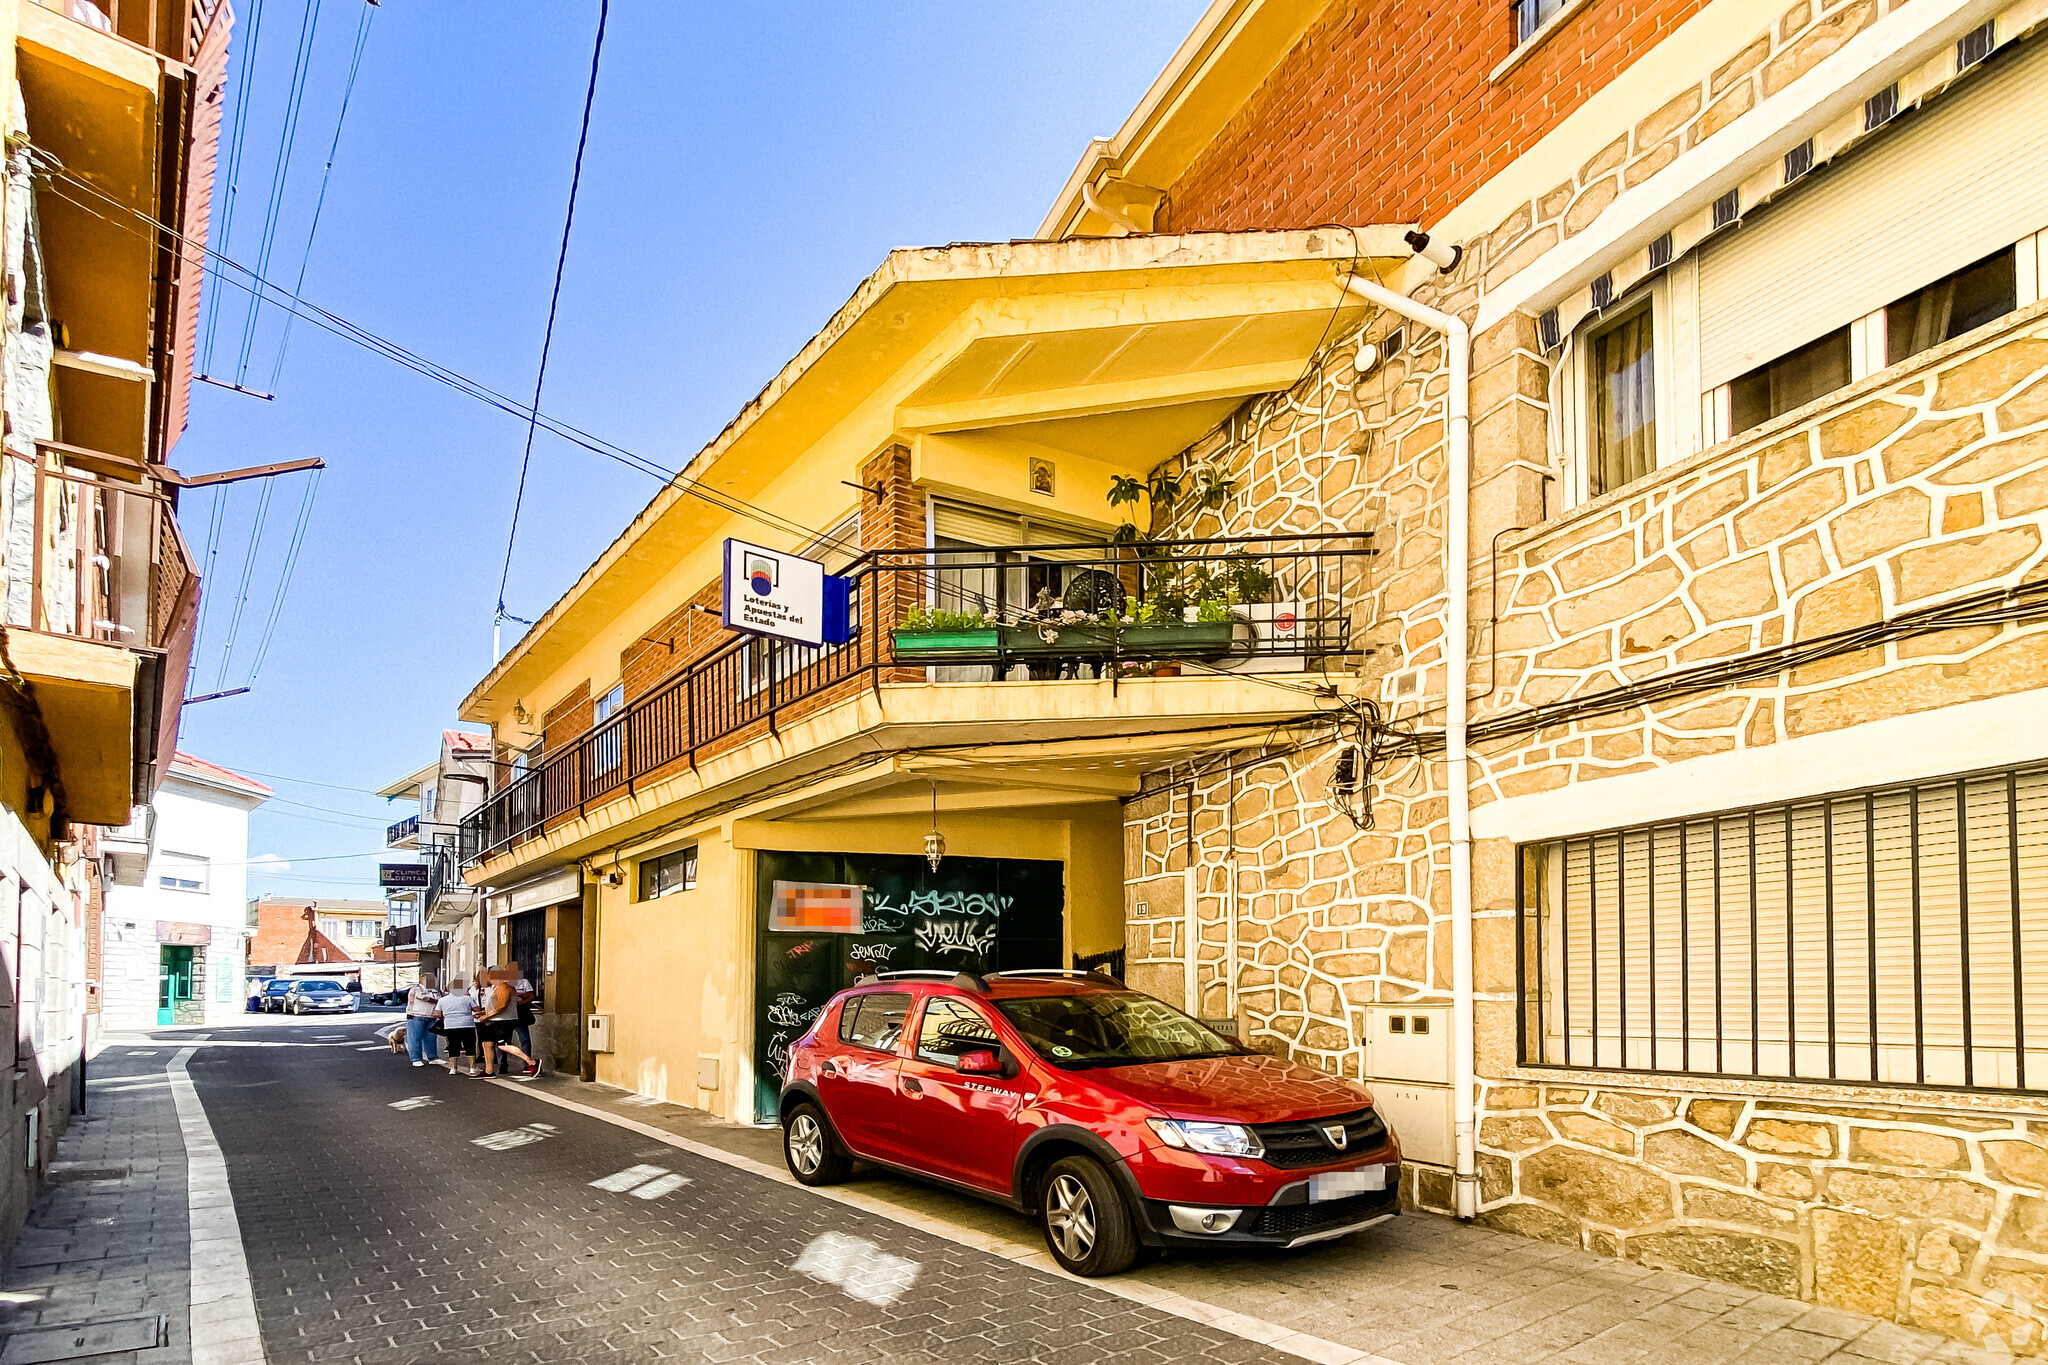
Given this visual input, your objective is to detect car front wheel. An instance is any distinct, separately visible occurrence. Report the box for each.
[782,1103,851,1186]
[1040,1155,1138,1276]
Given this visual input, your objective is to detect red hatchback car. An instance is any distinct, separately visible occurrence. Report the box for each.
[779,969,1402,1276]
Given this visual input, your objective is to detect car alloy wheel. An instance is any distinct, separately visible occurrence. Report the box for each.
[788,1113,825,1176]
[1045,1173,1096,1262]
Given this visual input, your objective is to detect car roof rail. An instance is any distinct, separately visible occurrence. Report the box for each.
[852,970,958,984]
[987,968,1125,987]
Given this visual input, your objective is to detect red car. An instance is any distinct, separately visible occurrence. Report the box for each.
[778,969,1402,1276]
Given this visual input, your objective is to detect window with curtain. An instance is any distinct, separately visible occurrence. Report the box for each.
[1729,326,1852,436]
[1888,246,2019,367]
[1519,763,2048,1093]
[1517,0,1568,42]
[591,682,625,777]
[1588,306,1658,497]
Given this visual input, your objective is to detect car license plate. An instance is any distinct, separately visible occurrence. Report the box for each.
[1309,1163,1388,1202]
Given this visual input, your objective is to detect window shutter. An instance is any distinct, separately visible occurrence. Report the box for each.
[1696,40,2048,391]
[932,500,1024,546]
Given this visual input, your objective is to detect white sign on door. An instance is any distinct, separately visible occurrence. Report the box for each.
[722,539,826,648]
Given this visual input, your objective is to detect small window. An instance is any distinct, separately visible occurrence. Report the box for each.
[1887,247,2018,367]
[1587,303,1658,497]
[346,920,380,939]
[837,992,911,1052]
[1729,326,1852,435]
[1516,0,1567,43]
[640,845,698,900]
[592,684,626,777]
[915,997,1003,1066]
[158,852,207,893]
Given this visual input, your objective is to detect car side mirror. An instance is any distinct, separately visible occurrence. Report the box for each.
[956,1050,1002,1076]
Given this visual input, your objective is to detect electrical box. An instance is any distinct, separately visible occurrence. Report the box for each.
[586,1013,613,1053]
[1373,1082,1453,1168]
[1364,1005,1450,1083]
[696,1056,719,1091]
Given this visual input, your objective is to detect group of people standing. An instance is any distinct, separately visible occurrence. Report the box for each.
[399,972,541,1079]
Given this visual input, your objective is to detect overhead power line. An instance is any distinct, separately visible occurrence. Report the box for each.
[268,0,377,390]
[233,0,324,384]
[200,0,265,375]
[30,151,859,557]
[498,0,609,645]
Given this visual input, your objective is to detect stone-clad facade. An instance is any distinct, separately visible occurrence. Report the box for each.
[1100,0,2048,1349]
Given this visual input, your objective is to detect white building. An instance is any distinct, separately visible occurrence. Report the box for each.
[100,753,270,1030]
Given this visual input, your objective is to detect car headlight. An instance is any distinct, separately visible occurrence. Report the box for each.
[1147,1118,1265,1158]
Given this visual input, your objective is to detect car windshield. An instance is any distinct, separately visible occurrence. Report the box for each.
[299,982,341,993]
[995,992,1239,1071]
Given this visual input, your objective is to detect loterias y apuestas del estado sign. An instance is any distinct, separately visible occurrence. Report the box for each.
[721,539,851,649]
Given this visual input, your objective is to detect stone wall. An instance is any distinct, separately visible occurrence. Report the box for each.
[1478,1078,2048,1354]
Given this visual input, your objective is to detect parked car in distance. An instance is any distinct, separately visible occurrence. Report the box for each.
[779,969,1402,1276]
[283,979,357,1015]
[261,978,297,1013]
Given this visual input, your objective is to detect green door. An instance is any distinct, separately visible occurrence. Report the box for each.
[157,946,194,1026]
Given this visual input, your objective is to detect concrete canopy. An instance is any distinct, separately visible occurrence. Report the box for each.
[3,627,138,826]
[462,228,1408,727]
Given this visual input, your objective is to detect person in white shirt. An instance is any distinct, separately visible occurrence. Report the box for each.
[435,978,482,1076]
[403,974,443,1068]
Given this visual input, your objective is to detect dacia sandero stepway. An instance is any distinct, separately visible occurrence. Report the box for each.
[778,969,1402,1276]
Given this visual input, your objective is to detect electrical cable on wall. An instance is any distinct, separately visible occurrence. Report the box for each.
[199,0,266,375]
[495,0,610,651]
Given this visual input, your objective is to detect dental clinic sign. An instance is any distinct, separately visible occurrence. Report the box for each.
[721,539,851,648]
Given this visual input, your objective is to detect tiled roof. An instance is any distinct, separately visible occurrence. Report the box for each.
[169,752,272,798]
[444,729,490,755]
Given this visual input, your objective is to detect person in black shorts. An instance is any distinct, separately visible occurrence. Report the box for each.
[477,974,539,1080]
[435,977,482,1076]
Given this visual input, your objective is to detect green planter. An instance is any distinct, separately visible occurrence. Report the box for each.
[996,621,1238,660]
[892,628,999,660]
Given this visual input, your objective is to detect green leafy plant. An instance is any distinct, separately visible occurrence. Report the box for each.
[900,604,989,632]
[1214,553,1274,604]
[1195,597,1235,623]
[1194,467,1236,511]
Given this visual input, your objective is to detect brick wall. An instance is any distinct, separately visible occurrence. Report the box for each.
[1162,0,1711,234]
[542,683,591,757]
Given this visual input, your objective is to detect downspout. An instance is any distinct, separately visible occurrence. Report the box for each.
[1341,261,1476,1220]
[1080,181,1144,236]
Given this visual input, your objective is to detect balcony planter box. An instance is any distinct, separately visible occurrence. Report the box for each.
[893,628,999,660]
[996,622,1236,659]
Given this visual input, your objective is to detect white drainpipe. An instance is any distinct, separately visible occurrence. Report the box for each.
[1342,264,1477,1220]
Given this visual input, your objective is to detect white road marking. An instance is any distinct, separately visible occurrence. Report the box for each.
[470,1123,556,1151]
[496,1082,1396,1365]
[388,1097,440,1111]
[589,1164,669,1192]
[629,1173,690,1200]
[793,1231,919,1307]
[169,1044,267,1365]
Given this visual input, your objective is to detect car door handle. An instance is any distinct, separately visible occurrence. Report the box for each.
[902,1077,923,1095]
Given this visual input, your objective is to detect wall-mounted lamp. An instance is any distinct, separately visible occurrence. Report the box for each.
[925,781,946,872]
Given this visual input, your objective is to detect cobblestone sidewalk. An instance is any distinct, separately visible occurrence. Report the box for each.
[0,1043,191,1364]
[506,1071,2018,1365]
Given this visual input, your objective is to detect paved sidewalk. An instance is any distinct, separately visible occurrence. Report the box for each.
[502,1070,2015,1365]
[0,1043,191,1364]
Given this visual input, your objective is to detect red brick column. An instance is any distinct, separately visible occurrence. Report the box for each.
[859,444,925,679]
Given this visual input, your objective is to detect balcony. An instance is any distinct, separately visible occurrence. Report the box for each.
[385,814,421,849]
[461,533,1373,866]
[0,452,199,823]
[34,0,227,66]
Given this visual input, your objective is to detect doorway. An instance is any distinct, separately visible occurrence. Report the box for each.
[157,945,195,1026]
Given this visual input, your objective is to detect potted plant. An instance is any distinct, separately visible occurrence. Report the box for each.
[892,604,997,660]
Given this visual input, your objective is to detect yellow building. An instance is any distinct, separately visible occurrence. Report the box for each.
[457,231,1396,1119]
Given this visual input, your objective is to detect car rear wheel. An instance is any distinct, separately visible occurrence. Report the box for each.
[1040,1155,1138,1276]
[782,1103,851,1186]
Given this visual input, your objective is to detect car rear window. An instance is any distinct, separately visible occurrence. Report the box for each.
[838,992,910,1052]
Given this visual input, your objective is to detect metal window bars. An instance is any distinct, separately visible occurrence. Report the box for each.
[1517,761,2048,1096]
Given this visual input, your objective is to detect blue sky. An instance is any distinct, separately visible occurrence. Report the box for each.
[170,2,1207,899]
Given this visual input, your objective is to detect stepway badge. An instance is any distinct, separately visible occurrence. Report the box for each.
[723,539,826,647]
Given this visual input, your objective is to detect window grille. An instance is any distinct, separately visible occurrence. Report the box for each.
[1517,763,2048,1094]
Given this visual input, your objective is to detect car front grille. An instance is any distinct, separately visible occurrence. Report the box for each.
[1249,1186,1396,1240]
[1250,1107,1390,1169]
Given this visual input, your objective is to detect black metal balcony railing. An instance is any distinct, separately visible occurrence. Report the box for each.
[458,534,1374,866]
[386,813,420,847]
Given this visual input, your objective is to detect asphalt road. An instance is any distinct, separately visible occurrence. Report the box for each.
[187,1017,1298,1365]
